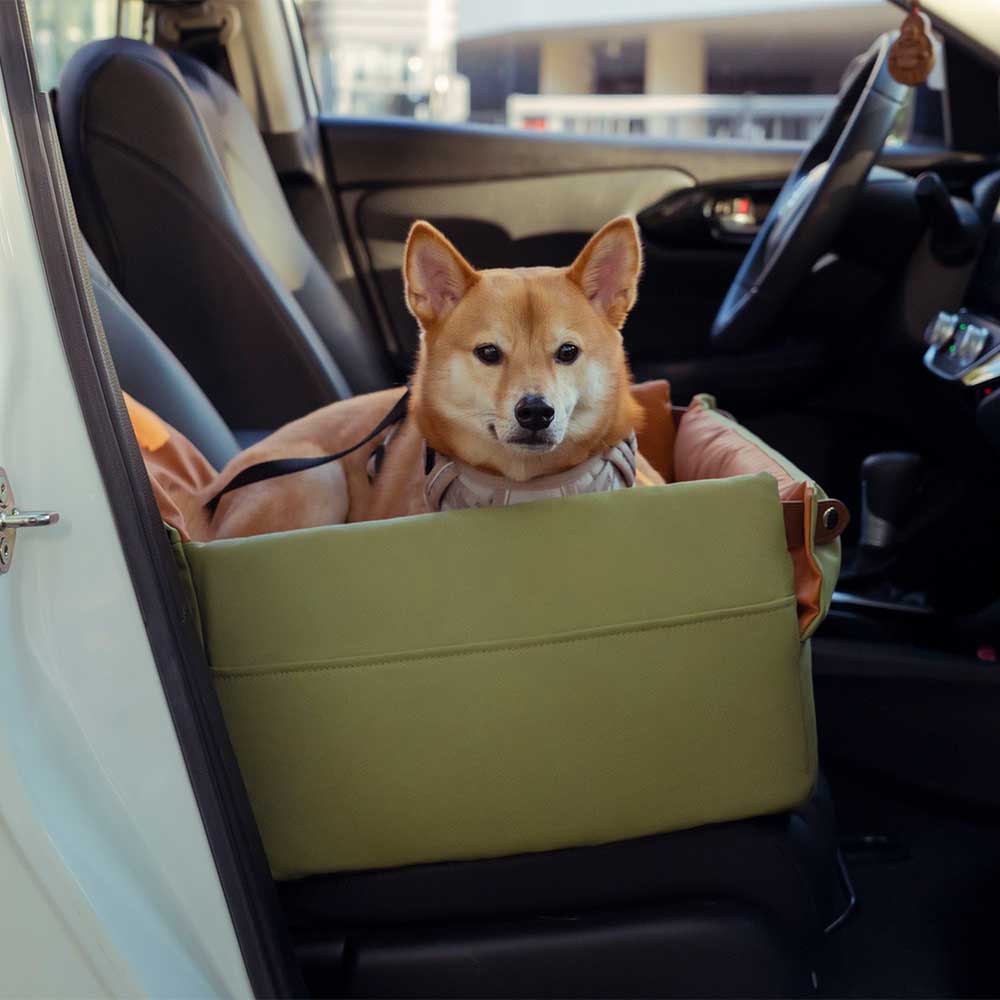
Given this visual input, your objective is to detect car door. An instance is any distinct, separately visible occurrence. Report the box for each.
[2,5,301,994]
[319,119,803,383]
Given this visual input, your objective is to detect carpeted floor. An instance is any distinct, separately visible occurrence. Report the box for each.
[819,769,1000,998]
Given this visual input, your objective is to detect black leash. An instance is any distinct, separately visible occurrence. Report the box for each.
[206,390,410,513]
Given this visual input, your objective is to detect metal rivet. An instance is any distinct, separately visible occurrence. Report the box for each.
[822,507,838,531]
[0,538,9,566]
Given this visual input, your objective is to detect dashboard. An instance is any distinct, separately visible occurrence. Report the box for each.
[922,202,1000,453]
[924,309,999,388]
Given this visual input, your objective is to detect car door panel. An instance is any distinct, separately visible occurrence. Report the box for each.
[315,118,974,375]
[355,168,693,359]
[320,119,807,367]
[323,118,803,188]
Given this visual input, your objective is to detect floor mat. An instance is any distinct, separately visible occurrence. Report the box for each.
[819,769,1000,998]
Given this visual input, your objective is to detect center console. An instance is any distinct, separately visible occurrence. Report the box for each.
[813,172,1000,815]
[827,198,1000,640]
[924,308,1000,461]
[819,319,1000,813]
[921,166,1000,453]
[924,308,1000,389]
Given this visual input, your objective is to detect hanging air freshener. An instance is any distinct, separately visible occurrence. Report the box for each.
[888,2,935,86]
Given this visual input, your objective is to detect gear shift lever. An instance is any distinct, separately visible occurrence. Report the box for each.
[860,452,925,550]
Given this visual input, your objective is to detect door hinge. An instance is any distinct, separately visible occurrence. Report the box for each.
[0,468,60,574]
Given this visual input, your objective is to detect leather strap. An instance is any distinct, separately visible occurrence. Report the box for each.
[783,498,850,548]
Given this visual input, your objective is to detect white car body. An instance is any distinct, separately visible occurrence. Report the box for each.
[0,53,251,1000]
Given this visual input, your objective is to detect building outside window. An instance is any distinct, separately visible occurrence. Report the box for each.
[455,0,908,139]
[280,2,936,146]
[297,0,470,121]
[26,0,146,92]
[26,0,118,92]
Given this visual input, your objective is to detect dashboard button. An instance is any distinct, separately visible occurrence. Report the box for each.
[925,311,959,347]
[956,323,990,365]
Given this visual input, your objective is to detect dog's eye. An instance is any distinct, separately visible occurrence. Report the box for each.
[555,343,580,365]
[473,344,503,365]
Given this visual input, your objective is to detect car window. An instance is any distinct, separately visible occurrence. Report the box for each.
[293,0,944,146]
[26,0,146,93]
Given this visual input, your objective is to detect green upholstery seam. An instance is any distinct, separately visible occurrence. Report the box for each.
[800,642,816,777]
[212,594,798,679]
[690,403,840,641]
[166,522,205,645]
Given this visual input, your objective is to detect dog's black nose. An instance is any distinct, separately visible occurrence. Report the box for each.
[515,395,555,431]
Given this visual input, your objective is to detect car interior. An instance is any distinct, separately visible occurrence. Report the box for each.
[14,0,1000,995]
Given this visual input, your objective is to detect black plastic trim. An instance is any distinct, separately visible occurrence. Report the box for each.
[945,39,1000,155]
[0,4,303,995]
[320,117,985,192]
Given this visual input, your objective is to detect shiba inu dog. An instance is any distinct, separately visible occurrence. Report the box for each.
[404,216,647,484]
[165,216,665,540]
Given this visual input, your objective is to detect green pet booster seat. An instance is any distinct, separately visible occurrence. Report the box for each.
[173,395,843,882]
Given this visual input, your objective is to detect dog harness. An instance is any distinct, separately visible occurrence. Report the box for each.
[424,434,638,511]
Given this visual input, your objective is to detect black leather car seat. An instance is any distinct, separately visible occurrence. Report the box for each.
[281,781,850,997]
[87,242,241,470]
[58,36,393,433]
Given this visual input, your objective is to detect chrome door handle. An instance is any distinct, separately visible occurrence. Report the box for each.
[0,510,59,529]
[0,468,60,574]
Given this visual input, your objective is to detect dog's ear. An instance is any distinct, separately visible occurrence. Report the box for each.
[404,221,478,328]
[567,216,643,330]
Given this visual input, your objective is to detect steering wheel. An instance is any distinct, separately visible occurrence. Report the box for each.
[710,34,910,352]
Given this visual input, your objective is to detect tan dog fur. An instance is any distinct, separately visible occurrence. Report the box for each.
[404,216,646,481]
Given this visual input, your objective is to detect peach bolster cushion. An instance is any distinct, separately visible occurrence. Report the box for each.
[673,393,840,638]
